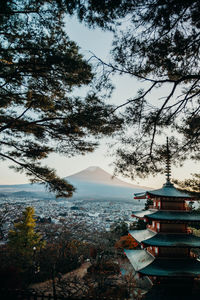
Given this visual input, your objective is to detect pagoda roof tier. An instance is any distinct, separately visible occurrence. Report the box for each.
[146,211,200,222]
[143,233,200,248]
[134,181,197,200]
[132,209,155,218]
[139,258,200,277]
[124,249,154,271]
[129,229,156,243]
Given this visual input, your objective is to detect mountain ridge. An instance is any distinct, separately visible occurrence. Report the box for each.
[65,166,150,190]
[0,166,149,202]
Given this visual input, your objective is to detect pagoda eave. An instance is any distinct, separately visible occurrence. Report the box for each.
[134,182,198,201]
[142,233,200,248]
[124,249,154,271]
[132,209,155,219]
[146,211,200,222]
[139,258,200,278]
[146,192,196,201]
[129,229,156,243]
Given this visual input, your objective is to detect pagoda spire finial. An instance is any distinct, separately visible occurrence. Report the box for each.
[165,137,171,183]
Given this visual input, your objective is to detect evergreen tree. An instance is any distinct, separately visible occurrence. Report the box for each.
[110,221,128,238]
[135,219,147,230]
[174,173,200,198]
[2,0,200,186]
[108,1,200,179]
[144,198,153,210]
[58,0,200,179]
[0,0,123,197]
[8,207,45,264]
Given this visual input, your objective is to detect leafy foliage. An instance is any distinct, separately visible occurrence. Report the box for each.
[135,219,147,230]
[8,207,45,260]
[110,221,128,238]
[3,0,199,188]
[0,0,123,197]
[174,173,200,229]
[65,0,200,178]
[1,214,141,297]
[115,235,138,250]
[110,1,200,178]
[7,206,45,280]
[144,198,153,210]
[174,173,200,197]
[38,239,88,283]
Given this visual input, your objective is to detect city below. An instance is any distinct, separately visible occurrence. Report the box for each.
[0,167,146,240]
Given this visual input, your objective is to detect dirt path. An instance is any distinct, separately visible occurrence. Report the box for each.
[62,261,91,279]
[29,261,91,293]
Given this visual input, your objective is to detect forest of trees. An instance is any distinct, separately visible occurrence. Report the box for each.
[0,206,140,299]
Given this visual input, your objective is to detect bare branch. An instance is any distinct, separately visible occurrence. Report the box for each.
[112,82,157,112]
[150,81,178,155]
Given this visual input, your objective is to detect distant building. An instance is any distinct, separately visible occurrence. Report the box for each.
[70,206,79,210]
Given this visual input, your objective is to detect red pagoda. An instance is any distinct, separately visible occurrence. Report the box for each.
[125,141,200,296]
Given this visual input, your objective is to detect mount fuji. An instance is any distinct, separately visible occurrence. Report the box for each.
[66,166,148,188]
[0,166,149,202]
[64,166,149,201]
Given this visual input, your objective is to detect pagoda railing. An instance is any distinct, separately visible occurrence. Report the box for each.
[147,205,192,211]
[147,225,157,232]
[147,225,193,234]
[148,205,154,209]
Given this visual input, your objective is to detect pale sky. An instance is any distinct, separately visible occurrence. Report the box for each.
[1,16,199,188]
